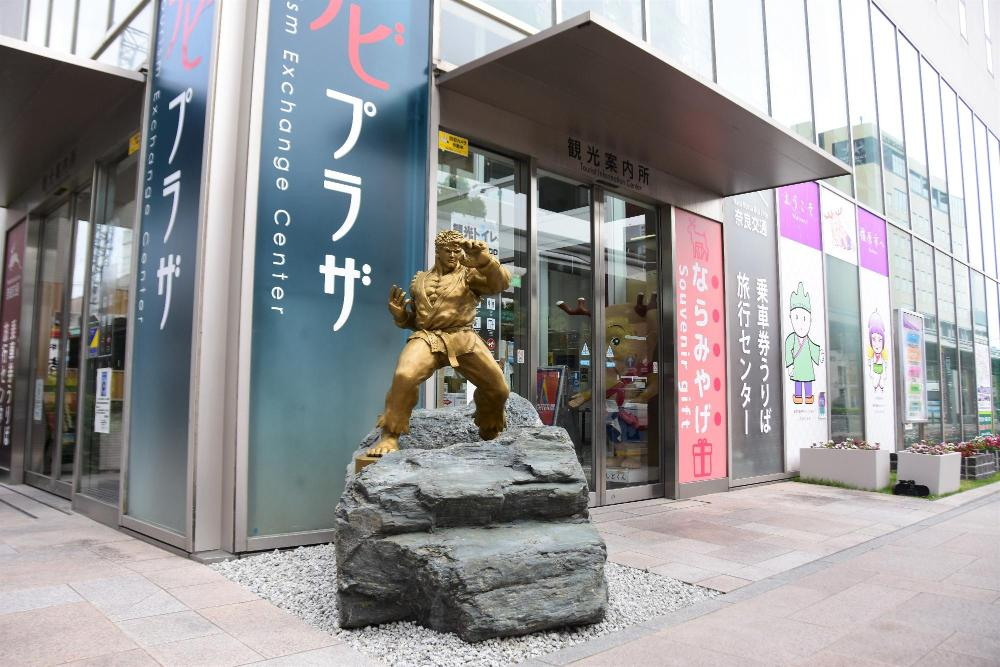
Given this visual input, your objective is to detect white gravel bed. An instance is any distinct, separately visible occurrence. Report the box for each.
[212,544,719,667]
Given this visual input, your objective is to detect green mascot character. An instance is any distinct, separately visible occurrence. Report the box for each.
[783,282,825,405]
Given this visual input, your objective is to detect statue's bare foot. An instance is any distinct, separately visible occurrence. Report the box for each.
[367,434,400,457]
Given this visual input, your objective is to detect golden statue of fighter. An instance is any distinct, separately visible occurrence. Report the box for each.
[367,230,511,456]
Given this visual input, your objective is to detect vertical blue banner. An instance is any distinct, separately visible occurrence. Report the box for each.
[127,0,217,535]
[247,1,429,537]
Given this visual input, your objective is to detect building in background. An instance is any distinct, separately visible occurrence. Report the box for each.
[0,0,997,558]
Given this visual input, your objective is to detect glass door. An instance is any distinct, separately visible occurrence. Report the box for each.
[536,172,595,491]
[602,194,663,503]
[26,189,91,497]
[77,153,137,508]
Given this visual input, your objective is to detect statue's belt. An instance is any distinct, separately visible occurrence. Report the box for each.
[410,326,476,367]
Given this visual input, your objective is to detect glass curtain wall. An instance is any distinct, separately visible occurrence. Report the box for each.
[971,272,991,434]
[602,195,660,492]
[974,120,996,278]
[888,226,920,446]
[78,154,137,505]
[898,37,931,239]
[990,134,1000,278]
[648,0,714,80]
[765,0,813,143]
[435,147,529,406]
[842,0,883,213]
[936,251,960,442]
[988,281,1000,427]
[562,0,643,36]
[958,103,983,271]
[954,262,977,438]
[913,240,942,440]
[713,0,769,114]
[921,60,950,251]
[826,256,865,440]
[537,173,594,488]
[807,0,853,195]
[871,9,909,226]
[941,83,968,262]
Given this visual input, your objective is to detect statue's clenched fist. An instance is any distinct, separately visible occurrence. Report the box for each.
[459,238,491,268]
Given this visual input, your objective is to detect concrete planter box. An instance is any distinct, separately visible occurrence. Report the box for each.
[897,452,961,496]
[960,453,997,480]
[800,448,890,491]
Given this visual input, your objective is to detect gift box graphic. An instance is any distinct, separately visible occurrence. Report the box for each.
[693,438,713,478]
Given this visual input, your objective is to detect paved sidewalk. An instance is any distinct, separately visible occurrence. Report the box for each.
[1,480,997,666]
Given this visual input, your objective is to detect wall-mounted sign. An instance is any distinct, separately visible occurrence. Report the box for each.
[975,342,993,434]
[127,0,217,535]
[128,132,142,156]
[246,0,430,538]
[820,188,858,266]
[675,209,727,484]
[566,135,650,193]
[898,309,927,423]
[95,367,112,435]
[723,192,783,480]
[857,209,896,450]
[777,183,827,470]
[438,130,468,156]
[0,222,26,469]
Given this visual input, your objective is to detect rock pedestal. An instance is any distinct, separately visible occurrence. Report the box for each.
[335,395,608,642]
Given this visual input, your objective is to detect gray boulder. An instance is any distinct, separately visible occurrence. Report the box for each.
[336,395,608,642]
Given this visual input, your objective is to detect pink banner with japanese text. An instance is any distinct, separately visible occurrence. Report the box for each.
[675,210,727,483]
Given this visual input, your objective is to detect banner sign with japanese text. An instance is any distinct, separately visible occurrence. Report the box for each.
[975,342,993,434]
[723,192,783,479]
[898,309,927,423]
[0,222,26,469]
[675,210,727,484]
[246,0,429,537]
[857,209,896,450]
[777,182,827,470]
[127,0,216,535]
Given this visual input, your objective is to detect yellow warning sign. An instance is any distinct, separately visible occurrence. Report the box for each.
[128,132,141,155]
[438,131,469,157]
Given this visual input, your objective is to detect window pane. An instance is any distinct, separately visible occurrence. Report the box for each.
[26,0,49,45]
[807,0,852,195]
[75,0,111,56]
[603,195,660,490]
[974,119,996,277]
[112,0,142,23]
[913,239,942,440]
[898,38,930,238]
[921,60,950,250]
[713,0,769,113]
[649,0,713,80]
[954,262,978,440]
[764,0,813,142]
[990,133,1000,277]
[1,0,28,39]
[826,256,865,441]
[480,0,551,29]
[941,83,968,261]
[439,0,525,67]
[888,225,915,311]
[959,102,983,270]
[988,280,1000,427]
[96,1,152,69]
[562,0,642,37]
[49,0,76,52]
[871,10,908,226]
[537,173,594,490]
[842,0,883,213]
[937,251,961,442]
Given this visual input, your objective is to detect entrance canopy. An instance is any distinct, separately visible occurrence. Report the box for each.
[437,13,850,197]
[0,36,145,207]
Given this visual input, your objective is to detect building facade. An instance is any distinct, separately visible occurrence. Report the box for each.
[0,0,998,558]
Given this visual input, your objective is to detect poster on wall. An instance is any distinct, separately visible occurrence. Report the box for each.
[0,222,26,469]
[777,183,827,470]
[126,0,217,534]
[898,309,928,423]
[820,188,858,266]
[675,209,727,484]
[246,0,429,537]
[95,367,112,435]
[536,366,565,427]
[723,192,783,480]
[975,342,993,434]
[857,209,897,450]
